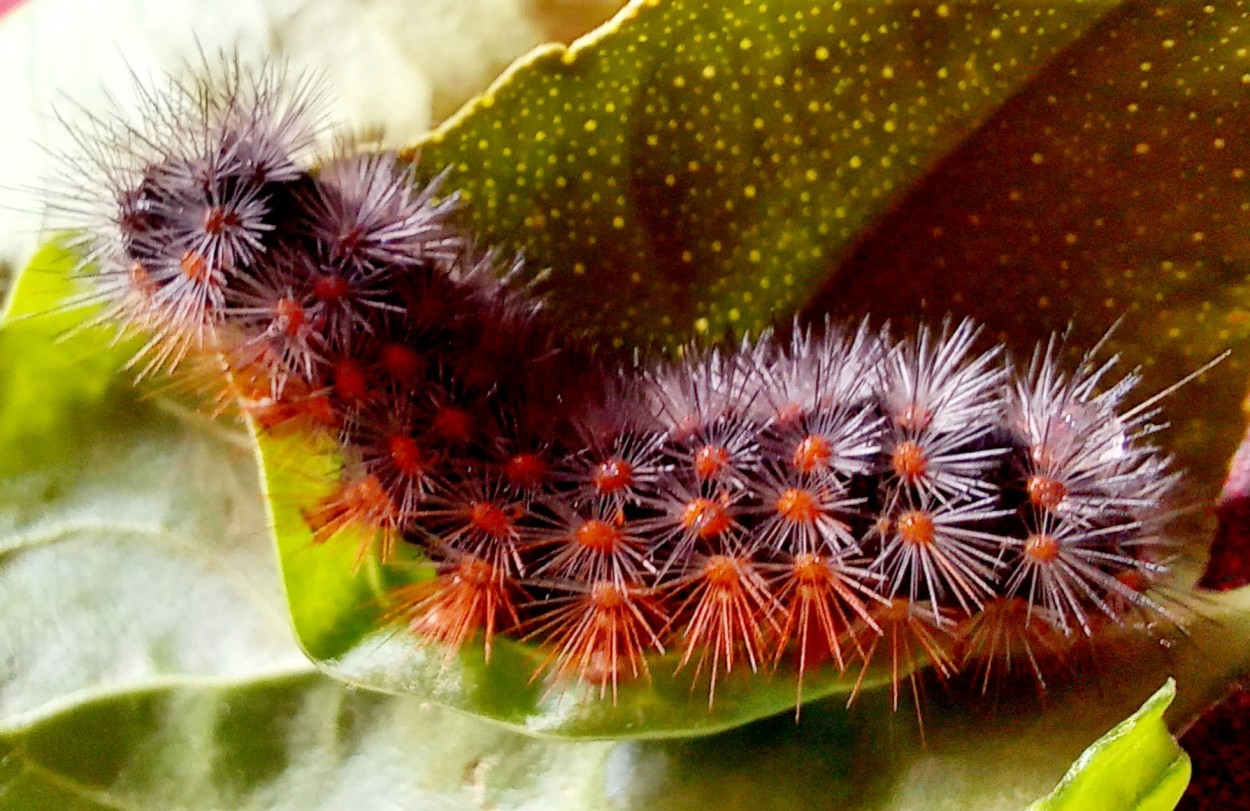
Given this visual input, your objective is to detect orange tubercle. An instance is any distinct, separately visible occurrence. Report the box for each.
[530,582,666,701]
[575,519,625,554]
[179,250,210,283]
[891,440,928,482]
[273,297,306,337]
[304,474,400,564]
[793,434,833,474]
[1027,475,1068,511]
[392,556,519,661]
[1024,533,1061,563]
[202,205,240,234]
[680,497,732,539]
[896,510,936,547]
[671,555,776,707]
[592,458,634,494]
[776,487,820,525]
[772,553,879,684]
[693,445,731,479]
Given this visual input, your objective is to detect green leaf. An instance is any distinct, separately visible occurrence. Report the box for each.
[1029,680,1190,811]
[0,670,608,811]
[0,668,1216,811]
[409,0,1117,346]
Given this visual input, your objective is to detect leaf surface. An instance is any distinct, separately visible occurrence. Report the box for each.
[9,0,1250,808]
[410,0,1117,345]
[1030,680,1190,811]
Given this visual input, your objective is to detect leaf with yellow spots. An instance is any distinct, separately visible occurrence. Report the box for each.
[808,1,1250,515]
[408,0,1118,345]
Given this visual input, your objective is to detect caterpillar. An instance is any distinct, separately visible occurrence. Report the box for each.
[51,56,1210,714]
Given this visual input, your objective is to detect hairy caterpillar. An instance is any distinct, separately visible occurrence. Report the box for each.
[49,56,1215,716]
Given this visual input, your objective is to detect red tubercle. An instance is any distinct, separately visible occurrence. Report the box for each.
[420,481,528,575]
[379,342,425,383]
[202,205,243,236]
[431,404,476,445]
[221,366,338,435]
[388,435,427,478]
[529,501,649,586]
[592,458,635,495]
[468,501,517,541]
[301,394,340,429]
[503,452,550,491]
[346,402,441,518]
[331,357,371,404]
[312,273,351,302]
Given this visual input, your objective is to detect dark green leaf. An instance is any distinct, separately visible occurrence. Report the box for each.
[410,0,1117,346]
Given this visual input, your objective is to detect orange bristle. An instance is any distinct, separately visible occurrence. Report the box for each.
[391,556,520,662]
[851,600,956,723]
[770,553,883,696]
[304,474,401,565]
[956,597,1074,694]
[668,555,779,708]
[528,582,667,702]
